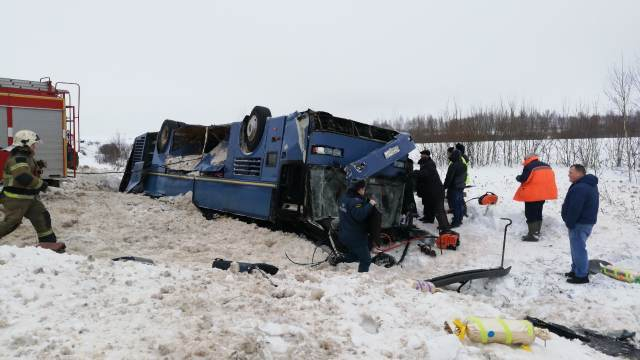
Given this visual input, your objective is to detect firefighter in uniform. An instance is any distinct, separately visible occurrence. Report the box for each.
[0,130,57,243]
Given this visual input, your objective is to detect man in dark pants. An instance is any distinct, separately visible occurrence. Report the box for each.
[445,147,455,213]
[525,202,544,232]
[415,150,449,230]
[455,143,470,216]
[562,164,599,284]
[401,158,417,221]
[455,143,470,185]
[443,149,467,228]
[337,180,376,272]
[0,130,56,243]
[513,154,558,241]
[445,146,469,217]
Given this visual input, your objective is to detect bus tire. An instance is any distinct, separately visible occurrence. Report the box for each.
[157,119,185,153]
[241,106,271,153]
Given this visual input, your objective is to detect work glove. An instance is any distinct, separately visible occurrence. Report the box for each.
[36,160,47,169]
[369,199,377,206]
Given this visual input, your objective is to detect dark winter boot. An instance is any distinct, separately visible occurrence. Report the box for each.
[35,242,66,253]
[521,222,539,242]
[567,276,589,284]
[532,220,542,237]
[327,253,344,266]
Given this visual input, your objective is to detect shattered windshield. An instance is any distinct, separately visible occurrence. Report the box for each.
[365,178,404,228]
[309,166,347,221]
[308,166,404,228]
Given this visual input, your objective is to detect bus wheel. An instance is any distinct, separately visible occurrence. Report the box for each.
[241,106,271,153]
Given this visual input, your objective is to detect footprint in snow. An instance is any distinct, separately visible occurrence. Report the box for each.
[360,314,381,334]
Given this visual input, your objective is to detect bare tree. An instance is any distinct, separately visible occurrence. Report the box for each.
[633,57,640,109]
[606,56,634,135]
[96,133,132,169]
[605,56,637,180]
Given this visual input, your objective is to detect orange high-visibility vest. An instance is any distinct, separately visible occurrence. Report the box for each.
[513,159,558,202]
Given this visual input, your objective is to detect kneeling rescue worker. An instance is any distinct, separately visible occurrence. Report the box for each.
[337,180,376,273]
[0,130,57,244]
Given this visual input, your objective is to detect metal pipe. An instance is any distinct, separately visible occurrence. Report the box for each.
[499,218,512,268]
[69,105,77,176]
[55,82,80,177]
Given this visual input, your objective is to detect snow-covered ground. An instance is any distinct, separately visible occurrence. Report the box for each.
[1,165,639,359]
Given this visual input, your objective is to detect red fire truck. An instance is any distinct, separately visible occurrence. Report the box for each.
[0,77,80,183]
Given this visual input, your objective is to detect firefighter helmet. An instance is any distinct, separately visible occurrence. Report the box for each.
[14,130,41,147]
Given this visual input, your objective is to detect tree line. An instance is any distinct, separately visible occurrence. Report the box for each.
[373,108,640,143]
[374,56,640,144]
[373,57,640,180]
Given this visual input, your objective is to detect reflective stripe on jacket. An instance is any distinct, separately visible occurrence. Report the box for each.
[2,147,43,200]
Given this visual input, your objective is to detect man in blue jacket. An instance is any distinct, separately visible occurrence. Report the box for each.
[561,164,599,284]
[337,180,376,272]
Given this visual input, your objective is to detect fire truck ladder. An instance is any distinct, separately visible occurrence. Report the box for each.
[0,78,53,92]
[54,80,80,177]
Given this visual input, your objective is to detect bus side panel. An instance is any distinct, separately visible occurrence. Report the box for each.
[307,132,382,166]
[280,112,306,163]
[306,132,406,178]
[193,179,273,220]
[260,117,285,182]
[144,174,193,197]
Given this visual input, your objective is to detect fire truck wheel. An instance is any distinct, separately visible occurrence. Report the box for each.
[157,120,185,153]
[241,106,271,153]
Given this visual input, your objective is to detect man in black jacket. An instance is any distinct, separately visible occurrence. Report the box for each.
[415,150,449,230]
[401,158,417,219]
[454,143,470,216]
[443,149,467,228]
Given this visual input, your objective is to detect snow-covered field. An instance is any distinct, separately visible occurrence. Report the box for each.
[1,164,639,359]
[76,139,129,171]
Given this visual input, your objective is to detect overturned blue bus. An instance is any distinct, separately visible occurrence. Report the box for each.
[120,106,423,250]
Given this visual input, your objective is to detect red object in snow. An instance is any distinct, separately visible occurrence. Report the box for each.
[0,149,9,178]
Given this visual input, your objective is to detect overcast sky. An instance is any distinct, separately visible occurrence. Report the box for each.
[3,0,639,139]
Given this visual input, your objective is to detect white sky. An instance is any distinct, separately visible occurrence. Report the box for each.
[3,0,639,139]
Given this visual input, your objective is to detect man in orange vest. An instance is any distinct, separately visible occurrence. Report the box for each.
[513,154,558,241]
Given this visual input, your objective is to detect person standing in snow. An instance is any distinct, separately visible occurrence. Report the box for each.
[336,180,376,272]
[0,130,57,244]
[562,164,599,284]
[443,149,467,228]
[455,143,471,217]
[445,147,455,213]
[513,154,558,241]
[455,143,471,186]
[415,150,449,230]
[401,158,417,219]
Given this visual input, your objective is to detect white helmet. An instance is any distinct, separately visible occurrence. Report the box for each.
[14,130,41,147]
